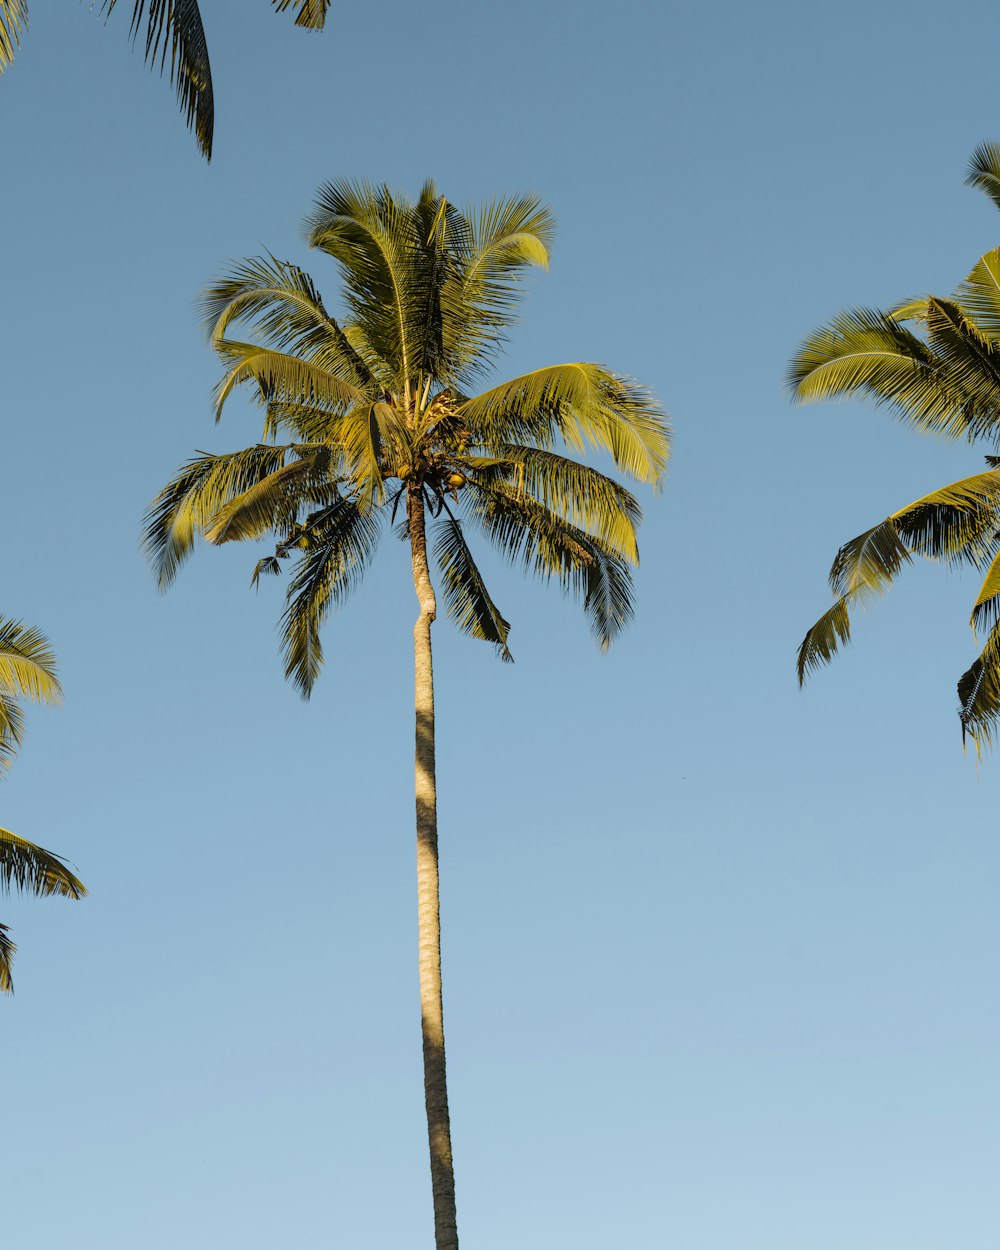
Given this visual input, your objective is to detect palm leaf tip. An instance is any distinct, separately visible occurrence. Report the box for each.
[967,142,1000,212]
[0,828,86,900]
[0,922,15,993]
[272,0,332,29]
[0,0,28,70]
[796,598,851,686]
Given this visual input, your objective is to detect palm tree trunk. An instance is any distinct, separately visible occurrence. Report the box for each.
[408,485,460,1250]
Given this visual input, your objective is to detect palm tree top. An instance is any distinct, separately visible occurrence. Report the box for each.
[790,143,1000,750]
[146,178,670,694]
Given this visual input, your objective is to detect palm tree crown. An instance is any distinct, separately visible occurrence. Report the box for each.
[145,179,669,685]
[0,616,85,993]
[0,1,331,159]
[792,143,1000,750]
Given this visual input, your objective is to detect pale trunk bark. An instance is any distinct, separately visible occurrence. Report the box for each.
[408,485,460,1250]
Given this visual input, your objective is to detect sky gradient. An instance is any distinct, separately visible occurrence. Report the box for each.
[4,2,1000,1247]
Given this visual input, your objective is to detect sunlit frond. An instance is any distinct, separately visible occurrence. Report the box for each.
[0,0,28,71]
[459,364,669,487]
[0,693,25,775]
[469,446,642,562]
[280,499,383,695]
[203,256,372,388]
[212,340,368,420]
[0,827,86,899]
[143,444,293,587]
[790,307,973,439]
[967,142,1000,213]
[103,0,214,159]
[955,247,1000,341]
[433,515,512,660]
[206,448,333,544]
[0,618,61,707]
[272,0,331,29]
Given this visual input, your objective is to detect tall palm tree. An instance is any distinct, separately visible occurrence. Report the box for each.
[792,144,1000,750]
[0,616,86,992]
[0,1,330,160]
[144,179,670,1250]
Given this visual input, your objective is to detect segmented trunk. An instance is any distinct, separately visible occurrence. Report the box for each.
[408,485,460,1250]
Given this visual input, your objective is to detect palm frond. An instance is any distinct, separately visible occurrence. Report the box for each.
[0,828,86,899]
[0,693,25,775]
[203,256,372,388]
[796,597,852,685]
[888,468,1000,565]
[958,623,1000,749]
[459,364,669,487]
[103,0,214,159]
[0,922,15,994]
[212,340,368,420]
[206,448,332,544]
[465,478,633,649]
[143,444,293,587]
[433,515,512,660]
[0,0,28,71]
[955,247,1000,340]
[0,618,61,706]
[272,0,331,29]
[967,142,1000,213]
[922,297,1000,437]
[468,446,642,561]
[790,307,972,439]
[280,499,383,695]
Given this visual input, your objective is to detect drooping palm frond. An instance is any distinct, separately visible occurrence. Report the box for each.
[958,621,1000,749]
[212,340,369,420]
[279,499,383,695]
[798,469,1000,684]
[433,515,512,660]
[464,478,634,649]
[0,0,28,70]
[955,247,1000,340]
[790,308,974,440]
[469,446,642,562]
[272,0,331,29]
[205,447,333,544]
[143,444,295,587]
[459,364,669,487]
[0,828,85,899]
[103,0,214,159]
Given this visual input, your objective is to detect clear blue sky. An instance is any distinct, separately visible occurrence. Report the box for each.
[4,2,1000,1247]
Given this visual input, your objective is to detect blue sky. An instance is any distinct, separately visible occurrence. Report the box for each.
[4,1,1000,1246]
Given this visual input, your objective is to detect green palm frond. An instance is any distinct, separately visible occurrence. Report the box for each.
[272,0,331,29]
[103,0,214,159]
[280,499,383,695]
[967,142,1000,213]
[213,340,369,420]
[790,307,973,439]
[922,298,1000,437]
[0,923,15,994]
[0,0,28,70]
[0,618,61,774]
[469,446,642,561]
[143,444,295,587]
[459,364,669,487]
[205,447,333,544]
[955,247,1000,340]
[465,478,634,649]
[0,827,85,899]
[203,256,372,388]
[434,515,512,660]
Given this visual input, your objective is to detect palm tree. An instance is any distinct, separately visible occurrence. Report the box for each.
[0,1,330,160]
[144,179,670,1250]
[0,616,86,992]
[792,144,1000,750]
